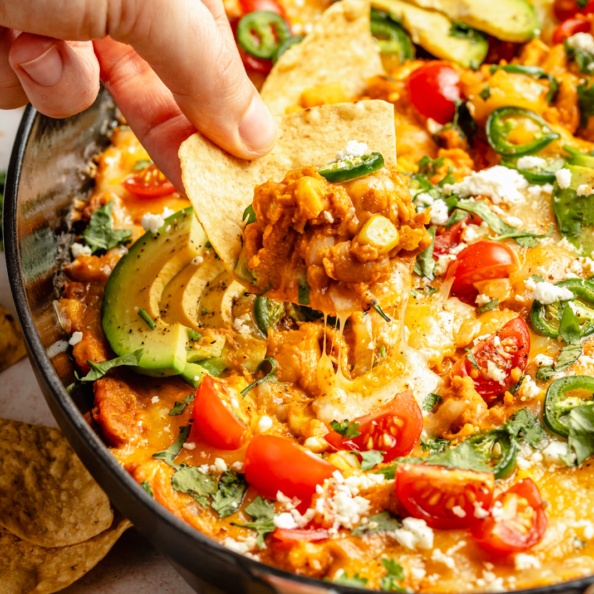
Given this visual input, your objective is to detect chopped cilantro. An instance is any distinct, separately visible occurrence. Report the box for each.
[76,349,143,382]
[152,425,191,469]
[536,343,582,380]
[82,201,132,254]
[187,328,201,341]
[479,87,491,101]
[466,350,479,370]
[211,470,248,517]
[138,307,156,330]
[559,302,582,344]
[353,512,401,536]
[477,298,499,314]
[578,79,594,129]
[234,496,276,548]
[331,419,361,439]
[241,357,279,397]
[242,204,257,225]
[380,558,406,592]
[359,450,385,470]
[169,393,195,416]
[298,275,311,305]
[530,274,545,282]
[330,572,368,587]
[566,404,594,465]
[503,409,545,449]
[133,159,151,171]
[413,226,436,280]
[565,37,594,74]
[372,300,392,323]
[422,392,442,412]
[420,436,449,453]
[417,155,444,177]
[141,481,154,497]
[171,465,218,506]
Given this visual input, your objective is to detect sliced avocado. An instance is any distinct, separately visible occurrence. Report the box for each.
[372,0,488,69]
[102,208,204,376]
[401,0,539,43]
[197,271,252,329]
[553,164,594,256]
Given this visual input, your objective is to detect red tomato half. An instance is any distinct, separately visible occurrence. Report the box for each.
[553,17,590,44]
[325,391,423,462]
[408,62,461,125]
[448,240,517,305]
[396,464,495,530]
[471,479,547,555]
[245,435,336,506]
[271,528,329,544]
[240,0,285,14]
[554,0,594,21]
[450,317,530,403]
[433,214,482,256]
[191,376,247,449]
[122,163,176,198]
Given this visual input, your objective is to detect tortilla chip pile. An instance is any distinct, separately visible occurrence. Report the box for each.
[0,304,26,372]
[0,419,130,593]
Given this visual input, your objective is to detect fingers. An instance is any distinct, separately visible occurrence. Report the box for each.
[93,37,195,191]
[0,28,27,109]
[8,35,99,118]
[0,0,277,158]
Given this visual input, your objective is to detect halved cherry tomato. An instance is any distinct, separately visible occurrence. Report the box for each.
[396,464,495,530]
[554,0,594,21]
[433,214,482,256]
[271,528,329,544]
[471,479,547,555]
[325,391,423,462]
[552,17,590,44]
[239,0,285,16]
[450,317,530,403]
[245,435,336,506]
[122,163,176,198]
[447,240,517,305]
[191,376,247,449]
[408,62,461,125]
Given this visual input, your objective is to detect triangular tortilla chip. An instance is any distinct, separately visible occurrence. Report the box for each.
[260,0,383,114]
[179,100,396,273]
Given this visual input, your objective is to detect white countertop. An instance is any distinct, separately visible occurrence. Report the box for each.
[0,107,193,594]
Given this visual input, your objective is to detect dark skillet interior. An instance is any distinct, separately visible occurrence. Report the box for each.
[3,90,594,594]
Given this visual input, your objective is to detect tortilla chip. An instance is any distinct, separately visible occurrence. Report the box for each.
[0,304,26,372]
[0,419,113,548]
[0,516,131,594]
[261,0,383,114]
[179,100,396,273]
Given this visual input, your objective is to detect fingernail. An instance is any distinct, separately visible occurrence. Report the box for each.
[239,95,277,155]
[19,44,63,87]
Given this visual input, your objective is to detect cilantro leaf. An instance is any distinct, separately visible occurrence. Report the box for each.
[372,300,392,323]
[242,204,257,225]
[424,439,492,472]
[141,481,154,497]
[566,404,594,465]
[477,298,499,314]
[152,425,191,469]
[359,450,385,470]
[187,328,201,341]
[413,226,435,280]
[211,470,248,518]
[241,357,278,397]
[171,465,218,506]
[479,87,491,101]
[234,496,276,548]
[565,38,594,74]
[82,200,132,254]
[536,343,582,380]
[133,159,151,171]
[169,393,196,416]
[331,419,361,439]
[559,303,581,344]
[76,349,143,382]
[466,350,479,369]
[422,392,442,412]
[331,572,368,587]
[420,436,449,453]
[353,512,401,536]
[578,80,594,129]
[380,558,406,592]
[138,307,156,330]
[503,409,545,449]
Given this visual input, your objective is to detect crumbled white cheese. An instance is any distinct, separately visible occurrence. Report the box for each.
[151,395,160,404]
[232,461,244,472]
[257,415,273,433]
[141,212,165,233]
[415,192,435,207]
[161,206,174,219]
[431,548,456,569]
[336,141,370,160]
[485,360,506,383]
[390,517,434,550]
[223,535,259,554]
[516,444,544,470]
[514,554,541,570]
[71,242,92,258]
[475,294,491,305]
[182,442,196,451]
[68,331,83,346]
[429,199,449,226]
[192,255,204,265]
[532,281,574,304]
[516,156,546,170]
[517,375,542,401]
[555,168,572,190]
[534,353,555,367]
[273,512,298,530]
[322,210,334,223]
[542,440,575,465]
[567,32,594,54]
[343,472,385,494]
[578,184,593,197]
[476,570,506,592]
[451,505,466,518]
[461,221,489,243]
[473,502,490,519]
[442,166,528,205]
[232,314,252,336]
[527,183,554,199]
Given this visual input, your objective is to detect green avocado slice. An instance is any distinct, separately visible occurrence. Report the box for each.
[373,0,488,69]
[102,207,206,376]
[400,0,539,43]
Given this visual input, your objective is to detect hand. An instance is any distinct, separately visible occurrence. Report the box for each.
[0,0,277,187]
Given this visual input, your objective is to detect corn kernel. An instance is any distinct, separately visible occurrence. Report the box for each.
[357,215,399,254]
[295,176,326,218]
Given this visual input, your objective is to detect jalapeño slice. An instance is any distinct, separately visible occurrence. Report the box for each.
[544,375,594,438]
[237,11,291,60]
[468,430,518,479]
[502,157,565,184]
[254,296,284,336]
[318,152,384,183]
[370,11,414,61]
[486,107,560,157]
[530,278,594,339]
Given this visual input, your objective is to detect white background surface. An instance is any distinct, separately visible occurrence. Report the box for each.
[0,107,193,594]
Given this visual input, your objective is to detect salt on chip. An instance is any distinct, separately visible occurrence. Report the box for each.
[0,419,113,548]
[261,0,383,114]
[179,100,396,274]
[0,516,131,594]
